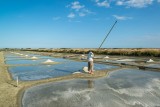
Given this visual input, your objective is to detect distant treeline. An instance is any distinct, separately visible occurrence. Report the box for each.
[22,48,160,57]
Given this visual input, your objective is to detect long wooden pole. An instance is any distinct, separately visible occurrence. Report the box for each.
[98,20,118,49]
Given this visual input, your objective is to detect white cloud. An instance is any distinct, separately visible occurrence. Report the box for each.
[158,0,160,2]
[83,8,94,14]
[95,0,110,7]
[116,1,124,5]
[116,0,154,8]
[68,20,81,23]
[52,17,61,20]
[67,13,75,18]
[79,13,86,17]
[66,1,94,19]
[127,0,153,8]
[71,1,85,11]
[113,15,132,20]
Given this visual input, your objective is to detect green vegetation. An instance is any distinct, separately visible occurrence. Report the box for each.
[21,48,160,57]
[1,48,159,57]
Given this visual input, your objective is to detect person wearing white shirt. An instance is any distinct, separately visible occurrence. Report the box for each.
[87,50,94,74]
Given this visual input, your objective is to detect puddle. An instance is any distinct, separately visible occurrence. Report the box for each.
[22,69,160,107]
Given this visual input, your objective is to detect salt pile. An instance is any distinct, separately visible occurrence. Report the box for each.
[72,72,81,74]
[81,55,86,60]
[104,56,109,58]
[43,59,55,63]
[147,59,154,62]
[83,66,89,73]
[31,56,38,60]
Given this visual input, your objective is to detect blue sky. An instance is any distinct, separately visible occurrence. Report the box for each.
[0,0,160,48]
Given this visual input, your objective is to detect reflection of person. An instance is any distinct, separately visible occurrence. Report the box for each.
[88,80,94,88]
[87,50,94,74]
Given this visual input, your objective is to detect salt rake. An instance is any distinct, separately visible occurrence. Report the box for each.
[98,20,118,49]
[82,20,118,73]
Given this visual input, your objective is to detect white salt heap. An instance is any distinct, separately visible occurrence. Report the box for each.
[83,66,89,73]
[43,59,54,63]
[81,55,86,60]
[72,72,81,74]
[31,56,38,60]
[104,56,109,58]
[147,59,154,62]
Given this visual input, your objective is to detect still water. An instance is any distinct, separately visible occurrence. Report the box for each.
[9,62,117,81]
[22,69,160,107]
[6,54,117,81]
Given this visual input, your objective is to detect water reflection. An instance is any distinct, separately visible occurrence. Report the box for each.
[22,69,160,107]
[88,80,94,89]
[9,62,117,81]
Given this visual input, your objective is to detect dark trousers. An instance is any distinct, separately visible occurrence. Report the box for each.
[88,61,93,72]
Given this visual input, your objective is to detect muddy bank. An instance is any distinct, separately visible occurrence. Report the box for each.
[0,52,20,107]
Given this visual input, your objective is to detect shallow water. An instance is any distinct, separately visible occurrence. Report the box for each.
[146,64,160,68]
[4,53,41,61]
[6,53,117,81]
[22,69,160,107]
[9,62,117,81]
[5,57,68,65]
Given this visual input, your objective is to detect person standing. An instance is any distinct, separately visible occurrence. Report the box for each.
[87,50,94,74]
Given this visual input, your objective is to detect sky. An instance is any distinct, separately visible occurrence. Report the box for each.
[0,0,160,48]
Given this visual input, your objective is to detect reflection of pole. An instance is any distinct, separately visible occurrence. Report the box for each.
[88,80,94,88]
[16,76,18,87]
